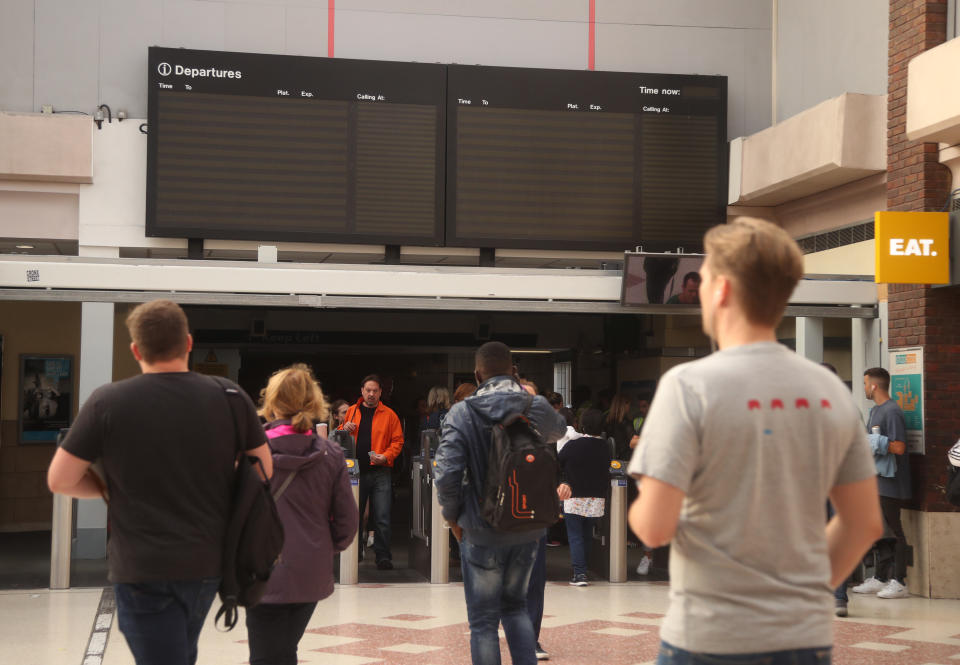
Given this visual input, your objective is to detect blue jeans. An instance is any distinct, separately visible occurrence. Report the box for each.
[525,536,547,639]
[564,511,595,577]
[461,538,539,665]
[657,641,831,665]
[358,467,392,561]
[114,578,220,665]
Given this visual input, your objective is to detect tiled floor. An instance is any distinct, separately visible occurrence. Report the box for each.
[5,582,960,665]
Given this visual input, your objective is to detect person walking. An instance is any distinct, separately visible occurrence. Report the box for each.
[558,409,612,586]
[434,342,565,665]
[47,299,273,665]
[247,364,359,665]
[627,218,882,664]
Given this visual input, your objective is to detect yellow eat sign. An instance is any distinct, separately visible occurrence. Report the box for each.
[874,211,950,284]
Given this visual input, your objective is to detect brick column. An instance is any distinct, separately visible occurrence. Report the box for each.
[887,0,957,513]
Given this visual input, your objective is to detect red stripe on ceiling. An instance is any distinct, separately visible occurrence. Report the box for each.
[588,0,596,70]
[328,0,335,58]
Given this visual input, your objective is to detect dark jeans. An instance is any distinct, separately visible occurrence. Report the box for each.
[564,511,596,577]
[879,496,908,583]
[114,578,219,665]
[825,501,848,602]
[245,601,318,665]
[461,538,539,665]
[358,467,392,562]
[526,536,547,639]
[657,641,831,665]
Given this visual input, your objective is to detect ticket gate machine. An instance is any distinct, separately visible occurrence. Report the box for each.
[586,460,629,582]
[338,454,361,585]
[409,429,451,583]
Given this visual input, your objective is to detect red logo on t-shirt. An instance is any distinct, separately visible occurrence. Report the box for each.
[795,398,810,409]
[748,400,762,410]
[525,454,535,463]
[771,399,785,410]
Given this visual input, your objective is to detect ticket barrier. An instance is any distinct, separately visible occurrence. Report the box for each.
[586,460,629,583]
[409,429,450,583]
[331,429,361,585]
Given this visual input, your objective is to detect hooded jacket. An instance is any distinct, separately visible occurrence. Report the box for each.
[260,420,359,604]
[433,376,566,546]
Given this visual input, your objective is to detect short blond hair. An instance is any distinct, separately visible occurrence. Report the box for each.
[427,386,451,412]
[704,218,803,327]
[259,364,330,433]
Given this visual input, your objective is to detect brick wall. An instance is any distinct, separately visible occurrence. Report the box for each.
[887,0,959,512]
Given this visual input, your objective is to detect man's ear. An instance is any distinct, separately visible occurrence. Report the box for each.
[185,333,193,354]
[129,342,143,362]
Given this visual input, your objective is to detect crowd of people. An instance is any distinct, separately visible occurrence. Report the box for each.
[45,218,922,665]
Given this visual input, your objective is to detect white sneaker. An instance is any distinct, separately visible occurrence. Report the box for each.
[366,532,375,548]
[877,579,909,599]
[636,555,652,576]
[851,577,885,594]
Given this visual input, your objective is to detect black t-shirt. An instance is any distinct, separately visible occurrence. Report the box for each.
[558,436,613,498]
[62,372,266,583]
[356,404,376,473]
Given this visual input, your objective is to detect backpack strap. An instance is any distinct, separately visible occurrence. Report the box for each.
[210,375,247,457]
[272,470,298,502]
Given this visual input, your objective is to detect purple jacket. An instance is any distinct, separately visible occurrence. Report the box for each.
[260,420,359,604]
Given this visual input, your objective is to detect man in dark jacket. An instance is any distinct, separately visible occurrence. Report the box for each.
[434,342,565,665]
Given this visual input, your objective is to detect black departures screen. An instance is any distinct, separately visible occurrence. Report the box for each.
[446,65,727,252]
[147,47,445,245]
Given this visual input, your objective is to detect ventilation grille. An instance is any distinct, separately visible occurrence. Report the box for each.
[796,221,874,255]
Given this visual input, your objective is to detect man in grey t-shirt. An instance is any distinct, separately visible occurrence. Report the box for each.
[627,218,883,663]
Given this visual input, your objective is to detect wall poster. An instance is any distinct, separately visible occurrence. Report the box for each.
[19,354,73,444]
[889,347,924,455]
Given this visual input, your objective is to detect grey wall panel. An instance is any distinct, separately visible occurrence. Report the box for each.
[597,23,768,140]
[285,6,328,57]
[337,0,585,22]
[336,11,586,70]
[161,0,226,51]
[599,0,772,30]
[35,0,99,114]
[224,2,285,54]
[776,0,886,122]
[99,0,163,119]
[0,0,35,112]
[742,27,773,136]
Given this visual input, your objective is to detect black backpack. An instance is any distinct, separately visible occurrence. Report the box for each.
[475,394,561,532]
[211,377,286,631]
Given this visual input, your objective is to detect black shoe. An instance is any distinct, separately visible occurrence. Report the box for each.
[376,559,393,570]
[536,642,549,660]
[569,573,588,586]
[835,599,848,617]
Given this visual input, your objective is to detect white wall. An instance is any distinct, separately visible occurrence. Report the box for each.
[0,0,773,140]
[776,0,887,123]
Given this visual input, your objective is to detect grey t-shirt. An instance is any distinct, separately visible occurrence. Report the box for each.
[627,342,875,654]
[868,399,910,499]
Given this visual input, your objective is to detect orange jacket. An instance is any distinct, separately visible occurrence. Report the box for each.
[338,399,405,466]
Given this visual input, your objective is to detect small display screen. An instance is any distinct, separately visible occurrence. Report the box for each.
[147,47,445,245]
[621,252,705,306]
[447,65,727,252]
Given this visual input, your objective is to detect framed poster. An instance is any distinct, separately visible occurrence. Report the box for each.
[889,347,924,454]
[19,354,73,444]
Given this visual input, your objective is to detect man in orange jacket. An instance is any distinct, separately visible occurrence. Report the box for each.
[339,374,404,569]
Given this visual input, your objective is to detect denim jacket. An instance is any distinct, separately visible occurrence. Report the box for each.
[869,432,897,479]
[433,376,566,546]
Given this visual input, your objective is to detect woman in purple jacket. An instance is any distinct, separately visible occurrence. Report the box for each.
[247,364,359,665]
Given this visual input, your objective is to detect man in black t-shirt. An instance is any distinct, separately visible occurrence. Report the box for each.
[47,300,271,665]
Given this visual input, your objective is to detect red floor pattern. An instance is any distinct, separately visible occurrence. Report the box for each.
[302,613,960,665]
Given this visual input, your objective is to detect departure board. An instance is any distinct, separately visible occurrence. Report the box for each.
[446,65,727,252]
[147,47,445,245]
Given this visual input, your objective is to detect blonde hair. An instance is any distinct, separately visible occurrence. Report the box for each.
[427,386,451,412]
[259,364,330,433]
[703,218,803,327]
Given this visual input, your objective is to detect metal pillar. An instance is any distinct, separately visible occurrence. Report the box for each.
[851,317,881,421]
[50,494,73,589]
[339,478,360,585]
[795,316,824,363]
[608,477,627,583]
[430,476,450,584]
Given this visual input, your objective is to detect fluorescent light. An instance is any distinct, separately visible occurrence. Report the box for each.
[15,244,34,249]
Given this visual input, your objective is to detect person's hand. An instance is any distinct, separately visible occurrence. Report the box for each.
[557,483,572,501]
[889,440,906,455]
[344,421,357,433]
[370,453,387,465]
[629,435,640,449]
[447,520,463,542]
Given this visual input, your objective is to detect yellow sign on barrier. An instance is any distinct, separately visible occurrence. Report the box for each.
[874,211,950,284]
